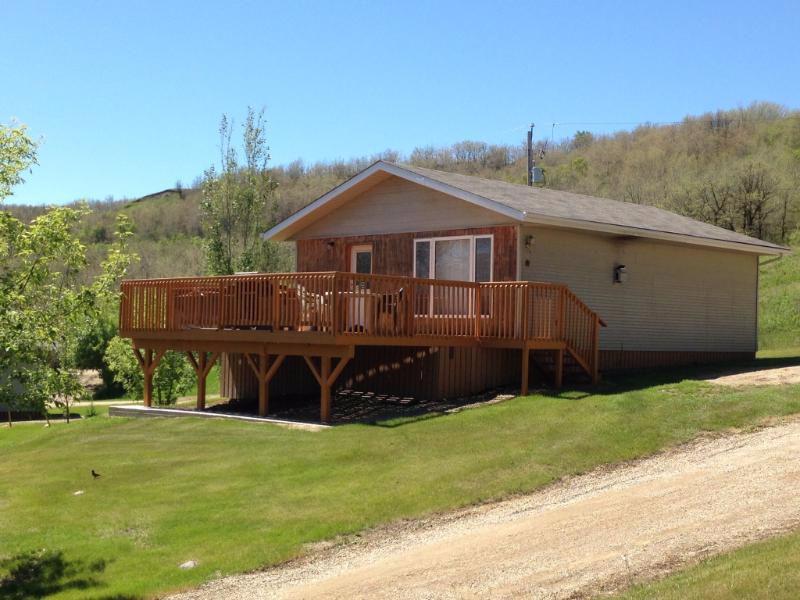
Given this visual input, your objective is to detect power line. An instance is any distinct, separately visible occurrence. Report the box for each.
[550,114,800,132]
[495,113,800,147]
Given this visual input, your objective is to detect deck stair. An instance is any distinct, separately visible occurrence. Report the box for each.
[532,350,591,386]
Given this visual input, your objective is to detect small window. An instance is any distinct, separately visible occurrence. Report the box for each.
[350,245,372,274]
[474,236,492,282]
[415,240,430,279]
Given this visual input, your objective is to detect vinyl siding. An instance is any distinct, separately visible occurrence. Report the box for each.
[295,175,513,239]
[520,225,758,353]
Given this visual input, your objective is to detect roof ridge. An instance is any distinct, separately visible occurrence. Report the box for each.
[264,160,788,254]
[389,162,788,252]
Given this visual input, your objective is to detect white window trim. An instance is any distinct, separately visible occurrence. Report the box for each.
[413,234,494,282]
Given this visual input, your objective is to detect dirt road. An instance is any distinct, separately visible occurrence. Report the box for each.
[170,419,800,599]
[707,364,800,387]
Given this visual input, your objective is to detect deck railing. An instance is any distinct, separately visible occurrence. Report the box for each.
[120,271,604,377]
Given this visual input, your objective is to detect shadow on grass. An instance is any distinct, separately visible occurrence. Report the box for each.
[133,354,800,429]
[543,354,800,401]
[0,549,136,600]
[363,355,800,425]
[4,411,83,424]
[369,409,450,428]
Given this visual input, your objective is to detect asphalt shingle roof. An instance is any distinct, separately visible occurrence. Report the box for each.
[395,162,788,253]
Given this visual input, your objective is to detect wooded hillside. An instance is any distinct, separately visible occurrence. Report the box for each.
[4,102,799,281]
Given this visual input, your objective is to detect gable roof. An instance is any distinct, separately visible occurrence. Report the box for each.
[264,161,790,256]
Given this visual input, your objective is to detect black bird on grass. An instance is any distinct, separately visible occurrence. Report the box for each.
[91,470,101,479]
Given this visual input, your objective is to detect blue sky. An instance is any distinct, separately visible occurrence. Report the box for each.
[3,0,799,205]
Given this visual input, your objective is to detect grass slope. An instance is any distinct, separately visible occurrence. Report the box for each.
[759,242,800,351]
[2,363,800,599]
[618,530,800,599]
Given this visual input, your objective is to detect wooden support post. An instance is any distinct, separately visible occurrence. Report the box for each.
[134,347,164,407]
[320,356,331,423]
[197,352,207,410]
[186,351,219,410]
[258,349,269,417]
[303,353,351,424]
[143,354,154,407]
[245,351,285,417]
[520,347,530,396]
[554,348,564,389]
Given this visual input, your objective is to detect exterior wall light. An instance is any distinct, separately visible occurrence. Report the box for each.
[614,264,628,284]
[524,235,535,249]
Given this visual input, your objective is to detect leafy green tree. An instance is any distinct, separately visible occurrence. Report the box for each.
[0,122,37,200]
[74,311,122,397]
[201,107,280,275]
[104,337,193,405]
[0,122,134,423]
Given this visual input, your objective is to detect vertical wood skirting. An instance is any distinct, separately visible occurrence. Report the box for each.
[599,350,755,371]
[223,345,522,406]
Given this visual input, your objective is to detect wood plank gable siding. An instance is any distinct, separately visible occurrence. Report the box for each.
[519,225,758,356]
[294,175,515,240]
[297,226,518,281]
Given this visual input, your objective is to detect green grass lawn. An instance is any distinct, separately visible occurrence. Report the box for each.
[2,361,800,599]
[617,529,800,599]
[759,244,800,350]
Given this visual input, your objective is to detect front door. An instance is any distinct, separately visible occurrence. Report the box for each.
[347,245,373,330]
[350,244,373,274]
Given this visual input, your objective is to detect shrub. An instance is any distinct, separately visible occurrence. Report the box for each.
[75,312,122,397]
[104,337,194,406]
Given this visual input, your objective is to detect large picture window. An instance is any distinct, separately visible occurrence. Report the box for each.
[413,234,493,282]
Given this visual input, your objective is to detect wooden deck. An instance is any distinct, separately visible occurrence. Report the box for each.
[119,271,605,421]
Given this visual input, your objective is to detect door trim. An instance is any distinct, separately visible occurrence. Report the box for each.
[349,244,373,274]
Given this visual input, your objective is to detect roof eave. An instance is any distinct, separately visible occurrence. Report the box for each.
[522,213,789,256]
[263,160,790,256]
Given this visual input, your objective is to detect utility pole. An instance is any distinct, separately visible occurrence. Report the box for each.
[526,123,534,186]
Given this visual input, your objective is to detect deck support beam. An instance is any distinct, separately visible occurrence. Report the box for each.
[258,351,268,417]
[304,352,353,424]
[554,348,564,389]
[133,346,165,407]
[520,347,530,396]
[245,351,286,417]
[186,351,219,410]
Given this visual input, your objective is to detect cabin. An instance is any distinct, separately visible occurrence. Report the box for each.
[118,161,789,422]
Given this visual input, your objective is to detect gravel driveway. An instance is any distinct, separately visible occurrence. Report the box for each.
[168,418,800,599]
